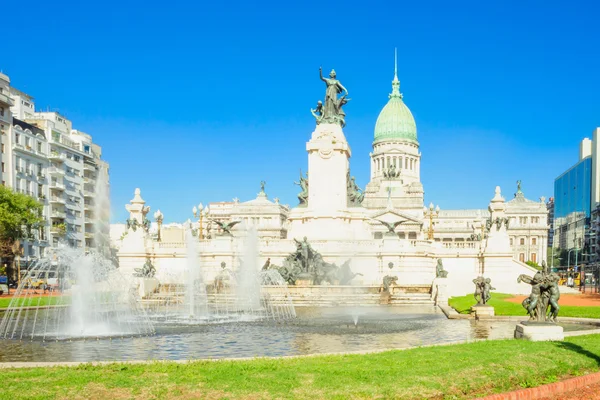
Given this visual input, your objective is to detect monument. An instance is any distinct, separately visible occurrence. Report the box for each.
[115,57,547,306]
[514,262,564,341]
[471,276,495,318]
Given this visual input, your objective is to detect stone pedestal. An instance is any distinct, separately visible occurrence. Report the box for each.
[135,277,160,298]
[514,322,564,341]
[471,305,495,318]
[432,278,448,306]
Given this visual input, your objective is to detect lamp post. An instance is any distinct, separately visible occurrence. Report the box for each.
[153,210,163,242]
[423,202,440,240]
[192,203,207,240]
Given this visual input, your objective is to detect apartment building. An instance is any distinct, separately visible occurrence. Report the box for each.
[0,72,109,263]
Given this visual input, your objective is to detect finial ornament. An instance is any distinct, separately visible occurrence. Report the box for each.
[390,49,402,99]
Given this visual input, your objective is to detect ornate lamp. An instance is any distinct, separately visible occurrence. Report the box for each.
[193,203,205,240]
[424,202,440,240]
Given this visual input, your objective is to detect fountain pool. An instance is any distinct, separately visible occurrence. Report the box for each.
[0,305,595,363]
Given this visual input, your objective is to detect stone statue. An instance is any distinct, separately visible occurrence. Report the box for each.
[517,180,522,192]
[388,262,394,270]
[314,67,350,127]
[311,100,324,123]
[473,276,494,305]
[495,217,502,230]
[214,261,232,293]
[381,275,398,293]
[435,259,448,278]
[142,217,151,232]
[383,164,400,179]
[337,260,363,285]
[126,218,139,232]
[518,269,561,322]
[347,173,365,206]
[503,217,510,229]
[374,219,406,235]
[210,219,242,236]
[133,257,156,278]
[294,170,309,206]
[275,237,359,286]
[262,257,271,271]
[260,181,266,193]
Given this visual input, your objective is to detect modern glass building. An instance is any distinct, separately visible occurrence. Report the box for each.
[554,155,592,256]
[554,157,592,220]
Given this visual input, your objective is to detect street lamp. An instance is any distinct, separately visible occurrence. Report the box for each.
[153,209,163,242]
[423,202,440,240]
[192,203,206,240]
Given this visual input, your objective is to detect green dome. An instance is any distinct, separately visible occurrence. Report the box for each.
[373,73,418,144]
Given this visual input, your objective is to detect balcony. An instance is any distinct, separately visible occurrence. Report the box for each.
[50,211,66,219]
[49,181,66,191]
[83,190,94,198]
[37,173,46,181]
[0,93,13,106]
[84,163,96,171]
[84,202,93,210]
[49,196,65,204]
[48,167,65,176]
[48,152,66,162]
[85,232,94,239]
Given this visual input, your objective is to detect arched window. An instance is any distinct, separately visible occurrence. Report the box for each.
[519,253,525,262]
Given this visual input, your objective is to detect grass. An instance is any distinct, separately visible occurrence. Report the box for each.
[0,295,67,309]
[1,335,600,399]
[449,293,600,319]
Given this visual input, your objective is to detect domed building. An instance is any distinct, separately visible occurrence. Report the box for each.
[362,56,426,240]
[116,58,549,299]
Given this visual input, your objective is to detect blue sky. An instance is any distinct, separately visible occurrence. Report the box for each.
[2,1,599,223]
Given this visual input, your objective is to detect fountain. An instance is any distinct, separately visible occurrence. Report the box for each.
[0,246,155,341]
[142,226,295,323]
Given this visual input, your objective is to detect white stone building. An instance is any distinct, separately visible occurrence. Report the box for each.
[115,62,548,297]
[0,72,110,263]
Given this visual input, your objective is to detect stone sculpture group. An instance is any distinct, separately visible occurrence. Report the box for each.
[473,276,495,305]
[267,237,362,285]
[517,262,561,322]
[133,257,156,278]
[311,67,350,127]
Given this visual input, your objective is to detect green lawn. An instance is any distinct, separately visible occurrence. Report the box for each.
[449,293,600,319]
[0,295,67,309]
[2,335,600,399]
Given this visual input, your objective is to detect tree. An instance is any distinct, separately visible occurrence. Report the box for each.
[0,186,44,282]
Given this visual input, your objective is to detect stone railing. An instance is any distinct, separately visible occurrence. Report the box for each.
[441,242,477,249]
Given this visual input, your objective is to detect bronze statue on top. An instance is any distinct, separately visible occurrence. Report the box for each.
[311,67,350,127]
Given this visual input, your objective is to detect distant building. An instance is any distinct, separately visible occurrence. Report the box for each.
[0,72,110,267]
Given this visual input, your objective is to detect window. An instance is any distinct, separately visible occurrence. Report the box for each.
[531,237,537,246]
[519,253,525,262]
[531,253,537,263]
[15,133,20,144]
[1,162,4,173]
[37,142,42,152]
[25,137,31,148]
[510,238,514,246]
[520,238,525,245]
[1,143,4,153]
[0,107,4,116]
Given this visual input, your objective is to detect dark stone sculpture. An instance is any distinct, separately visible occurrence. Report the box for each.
[133,257,156,278]
[312,67,350,127]
[126,218,139,232]
[435,259,448,278]
[294,171,309,207]
[214,261,233,293]
[380,275,398,293]
[374,219,406,235]
[383,164,401,179]
[210,219,242,236]
[262,257,271,271]
[473,276,494,305]
[346,171,364,206]
[518,267,561,323]
[142,217,151,232]
[272,237,359,286]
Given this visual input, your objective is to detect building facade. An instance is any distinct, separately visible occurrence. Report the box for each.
[0,72,110,266]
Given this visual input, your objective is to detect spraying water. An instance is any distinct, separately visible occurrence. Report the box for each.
[184,230,209,319]
[93,163,111,258]
[0,246,155,341]
[236,226,261,311]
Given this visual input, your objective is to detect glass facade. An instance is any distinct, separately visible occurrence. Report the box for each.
[554,157,592,220]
